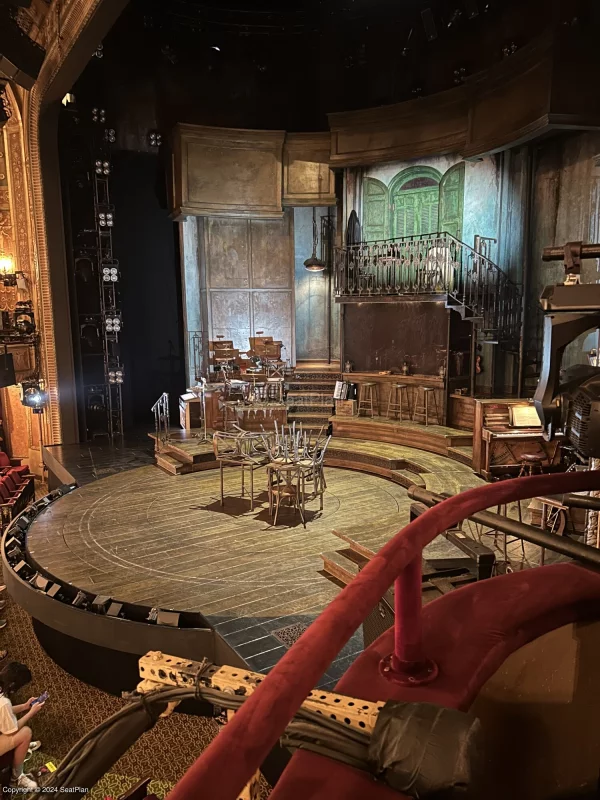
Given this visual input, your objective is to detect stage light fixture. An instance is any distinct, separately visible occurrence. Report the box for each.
[61,93,76,107]
[447,8,462,27]
[148,131,162,147]
[147,607,159,623]
[304,208,326,273]
[421,8,438,41]
[91,595,111,614]
[72,591,89,608]
[104,314,121,334]
[14,561,31,577]
[98,211,114,228]
[157,610,180,627]
[14,301,36,335]
[453,67,467,84]
[108,368,124,385]
[107,602,123,618]
[95,160,110,175]
[102,265,119,282]
[92,107,106,123]
[94,43,104,59]
[0,251,17,286]
[104,128,116,144]
[21,381,47,414]
[30,573,50,592]
[502,42,518,57]
[15,515,31,531]
[46,583,62,598]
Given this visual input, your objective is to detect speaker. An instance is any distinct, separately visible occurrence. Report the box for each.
[157,610,180,627]
[107,602,123,618]
[91,595,111,614]
[0,11,45,90]
[0,354,16,389]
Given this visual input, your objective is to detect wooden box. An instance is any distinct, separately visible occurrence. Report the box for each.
[335,400,357,417]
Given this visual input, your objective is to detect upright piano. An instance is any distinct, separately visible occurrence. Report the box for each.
[472,399,562,480]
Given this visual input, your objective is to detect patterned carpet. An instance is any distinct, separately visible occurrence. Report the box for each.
[1,596,271,797]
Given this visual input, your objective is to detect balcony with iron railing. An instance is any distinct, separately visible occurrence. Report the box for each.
[334,232,522,343]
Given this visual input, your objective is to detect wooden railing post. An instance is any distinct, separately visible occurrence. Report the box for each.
[379,555,438,685]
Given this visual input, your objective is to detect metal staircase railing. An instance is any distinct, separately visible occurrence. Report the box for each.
[151,392,170,451]
[334,231,522,343]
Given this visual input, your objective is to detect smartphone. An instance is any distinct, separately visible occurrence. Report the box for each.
[32,691,48,705]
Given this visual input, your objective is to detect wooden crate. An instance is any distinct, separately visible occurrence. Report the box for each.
[335,400,357,417]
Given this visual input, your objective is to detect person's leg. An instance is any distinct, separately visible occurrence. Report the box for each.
[11,726,32,777]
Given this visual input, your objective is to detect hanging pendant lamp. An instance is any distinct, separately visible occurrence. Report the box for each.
[304,208,326,272]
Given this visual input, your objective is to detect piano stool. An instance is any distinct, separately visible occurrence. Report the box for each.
[518,453,547,477]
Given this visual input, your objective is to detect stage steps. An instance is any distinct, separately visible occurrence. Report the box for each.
[286,370,341,428]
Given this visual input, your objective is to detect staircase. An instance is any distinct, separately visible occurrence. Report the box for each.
[286,369,340,429]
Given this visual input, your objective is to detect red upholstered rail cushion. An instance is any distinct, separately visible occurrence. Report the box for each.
[269,563,600,800]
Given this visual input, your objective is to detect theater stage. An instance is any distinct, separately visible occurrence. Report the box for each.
[27,438,482,690]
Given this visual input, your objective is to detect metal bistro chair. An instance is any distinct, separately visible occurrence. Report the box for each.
[298,435,331,511]
[213,430,270,511]
[267,462,305,528]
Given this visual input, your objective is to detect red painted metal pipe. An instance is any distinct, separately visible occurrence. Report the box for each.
[168,470,600,800]
[379,556,438,685]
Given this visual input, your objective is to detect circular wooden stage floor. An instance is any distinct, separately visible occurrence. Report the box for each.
[27,457,481,684]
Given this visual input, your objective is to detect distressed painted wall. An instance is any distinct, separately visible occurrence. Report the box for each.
[294,207,339,362]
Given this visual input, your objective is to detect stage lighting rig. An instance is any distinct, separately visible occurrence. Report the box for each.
[148,131,162,147]
[102,263,119,282]
[95,159,110,175]
[92,107,106,123]
[108,367,124,385]
[104,128,116,144]
[104,313,122,335]
[98,210,114,228]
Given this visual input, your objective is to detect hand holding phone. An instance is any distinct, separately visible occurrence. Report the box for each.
[31,691,48,706]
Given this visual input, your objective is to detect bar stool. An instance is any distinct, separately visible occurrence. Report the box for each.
[386,383,410,420]
[518,453,546,476]
[412,386,439,426]
[358,382,379,418]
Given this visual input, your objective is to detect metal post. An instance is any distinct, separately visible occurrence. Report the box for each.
[379,556,438,685]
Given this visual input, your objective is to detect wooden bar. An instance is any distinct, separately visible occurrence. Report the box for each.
[342,372,446,424]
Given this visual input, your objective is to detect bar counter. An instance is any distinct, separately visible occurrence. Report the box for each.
[343,372,446,423]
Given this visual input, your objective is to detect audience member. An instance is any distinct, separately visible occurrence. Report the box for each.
[0,662,45,790]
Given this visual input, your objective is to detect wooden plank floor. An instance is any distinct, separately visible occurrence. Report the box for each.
[26,458,481,686]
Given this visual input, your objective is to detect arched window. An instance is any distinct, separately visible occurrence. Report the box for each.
[389,166,442,239]
[361,164,465,242]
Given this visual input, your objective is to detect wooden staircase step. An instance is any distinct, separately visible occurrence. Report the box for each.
[155,453,190,475]
[392,469,427,488]
[321,550,359,586]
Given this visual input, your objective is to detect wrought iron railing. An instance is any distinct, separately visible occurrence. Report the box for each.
[334,232,522,342]
[151,392,170,451]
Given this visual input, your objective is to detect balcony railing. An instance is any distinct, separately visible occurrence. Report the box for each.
[334,232,522,342]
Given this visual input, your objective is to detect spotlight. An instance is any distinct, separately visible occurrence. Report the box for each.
[102,265,119,282]
[453,67,467,84]
[47,583,62,599]
[14,301,35,335]
[21,381,47,414]
[108,367,124,385]
[98,211,114,227]
[502,42,518,57]
[15,516,32,531]
[0,252,16,286]
[61,93,76,107]
[30,574,50,592]
[147,607,159,623]
[95,160,111,175]
[104,128,116,144]
[91,595,111,614]
[157,610,180,627]
[104,314,122,334]
[72,591,89,608]
[148,131,162,147]
[447,8,462,27]
[107,602,123,618]
[92,107,106,123]
[94,43,104,59]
